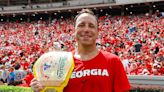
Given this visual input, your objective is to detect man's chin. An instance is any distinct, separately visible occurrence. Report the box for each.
[80,42,94,46]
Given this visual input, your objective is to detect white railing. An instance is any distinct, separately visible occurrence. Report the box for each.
[0,0,163,14]
[0,0,115,14]
[128,75,164,87]
[116,0,163,4]
[67,0,114,6]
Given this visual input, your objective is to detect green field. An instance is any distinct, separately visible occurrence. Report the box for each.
[0,85,33,92]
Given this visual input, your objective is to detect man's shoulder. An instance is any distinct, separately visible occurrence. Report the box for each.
[100,50,119,59]
[14,70,26,74]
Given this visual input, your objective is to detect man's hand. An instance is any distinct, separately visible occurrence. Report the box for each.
[30,78,44,92]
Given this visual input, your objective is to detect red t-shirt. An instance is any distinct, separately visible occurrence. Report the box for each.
[64,51,131,92]
[24,73,34,87]
[21,62,29,70]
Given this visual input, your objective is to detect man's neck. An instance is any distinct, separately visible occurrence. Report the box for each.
[74,45,99,61]
[78,44,97,54]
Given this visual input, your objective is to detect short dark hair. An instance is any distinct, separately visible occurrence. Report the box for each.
[74,9,98,26]
[14,63,21,70]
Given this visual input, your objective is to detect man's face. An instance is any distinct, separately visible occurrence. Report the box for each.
[75,13,98,46]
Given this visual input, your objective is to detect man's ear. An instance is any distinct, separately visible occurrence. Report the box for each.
[96,29,99,38]
[72,32,78,40]
[72,33,75,37]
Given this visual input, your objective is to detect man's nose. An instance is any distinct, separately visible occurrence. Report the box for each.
[83,25,90,32]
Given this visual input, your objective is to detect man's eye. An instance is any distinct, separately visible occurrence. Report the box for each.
[78,24,84,27]
[89,24,95,28]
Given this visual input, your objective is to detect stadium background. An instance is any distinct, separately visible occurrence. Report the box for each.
[0,0,164,91]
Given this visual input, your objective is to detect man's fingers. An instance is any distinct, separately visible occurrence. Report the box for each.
[30,78,37,83]
[30,78,45,92]
[31,84,44,92]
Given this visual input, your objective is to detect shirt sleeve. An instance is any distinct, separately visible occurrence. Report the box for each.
[113,56,131,92]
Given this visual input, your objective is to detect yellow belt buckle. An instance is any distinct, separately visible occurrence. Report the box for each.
[33,51,74,92]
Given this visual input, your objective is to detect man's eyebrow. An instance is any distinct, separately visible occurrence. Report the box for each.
[78,22,84,24]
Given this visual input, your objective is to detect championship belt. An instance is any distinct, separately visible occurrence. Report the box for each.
[33,51,74,92]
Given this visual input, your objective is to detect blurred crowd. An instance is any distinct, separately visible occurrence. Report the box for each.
[0,12,163,86]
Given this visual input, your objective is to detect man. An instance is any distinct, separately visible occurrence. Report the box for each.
[7,67,15,85]
[0,65,8,83]
[13,63,27,85]
[30,9,130,92]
